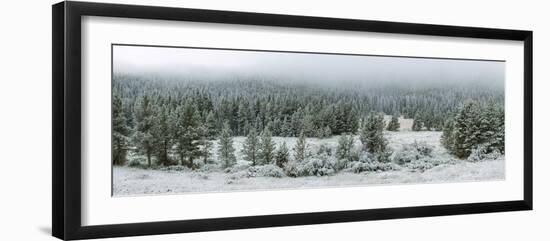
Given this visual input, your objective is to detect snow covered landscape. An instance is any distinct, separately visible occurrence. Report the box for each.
[113,131,504,196]
[111,45,505,196]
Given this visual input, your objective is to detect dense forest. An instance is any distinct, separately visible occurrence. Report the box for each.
[112,72,505,169]
[113,73,503,135]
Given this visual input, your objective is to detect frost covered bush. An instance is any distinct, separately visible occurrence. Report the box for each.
[404,159,434,172]
[414,141,433,157]
[283,156,339,177]
[468,143,503,162]
[316,144,333,156]
[344,151,397,173]
[393,141,434,165]
[246,164,285,178]
[199,163,222,173]
[283,160,300,177]
[127,159,143,168]
[229,164,285,179]
[224,162,251,173]
[158,165,191,172]
[346,161,397,173]
[298,157,337,176]
[403,157,457,172]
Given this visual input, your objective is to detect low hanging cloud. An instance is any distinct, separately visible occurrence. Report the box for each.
[113,45,505,89]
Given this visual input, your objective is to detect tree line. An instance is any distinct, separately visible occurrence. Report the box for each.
[112,73,504,166]
[113,73,503,137]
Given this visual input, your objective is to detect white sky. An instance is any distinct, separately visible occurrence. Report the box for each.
[113,45,504,88]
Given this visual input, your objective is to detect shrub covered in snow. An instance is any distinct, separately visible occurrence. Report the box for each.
[158,165,191,172]
[468,143,503,162]
[127,159,143,168]
[343,151,398,173]
[345,161,397,173]
[229,164,286,179]
[298,157,337,176]
[283,155,339,177]
[283,160,300,177]
[224,162,251,173]
[247,164,286,178]
[403,159,434,172]
[199,163,222,173]
[393,141,434,165]
[316,144,333,156]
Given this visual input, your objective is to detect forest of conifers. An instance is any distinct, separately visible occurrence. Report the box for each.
[112,73,505,168]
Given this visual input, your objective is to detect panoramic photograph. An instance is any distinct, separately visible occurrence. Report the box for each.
[111,45,505,196]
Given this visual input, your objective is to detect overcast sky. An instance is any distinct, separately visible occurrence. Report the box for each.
[113,45,504,88]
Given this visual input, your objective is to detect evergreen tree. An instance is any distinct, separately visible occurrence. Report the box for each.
[204,110,218,139]
[492,105,505,154]
[386,114,400,131]
[359,112,392,162]
[259,127,276,164]
[152,105,172,166]
[112,95,130,165]
[197,124,213,165]
[302,114,315,137]
[482,103,505,153]
[293,131,307,162]
[452,102,481,159]
[237,102,248,136]
[133,95,155,167]
[242,128,260,165]
[441,119,455,152]
[412,113,423,131]
[441,102,505,159]
[280,117,292,137]
[275,142,290,168]
[217,122,236,168]
[336,134,355,161]
[174,102,201,168]
[315,128,325,138]
[323,126,332,138]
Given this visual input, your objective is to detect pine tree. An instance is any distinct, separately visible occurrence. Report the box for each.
[412,113,423,131]
[323,126,332,138]
[293,131,307,162]
[275,142,290,168]
[217,122,236,168]
[237,102,248,136]
[441,102,505,159]
[482,103,505,153]
[112,95,130,165]
[336,134,354,161]
[302,114,315,137]
[152,105,172,166]
[174,102,201,168]
[133,95,155,167]
[197,124,213,165]
[204,110,218,139]
[359,112,392,162]
[280,117,292,137]
[441,118,455,152]
[386,114,400,131]
[259,127,276,164]
[451,102,482,158]
[242,128,260,165]
[492,105,505,154]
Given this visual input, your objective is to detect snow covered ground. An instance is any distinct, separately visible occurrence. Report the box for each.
[113,131,505,196]
[113,159,503,195]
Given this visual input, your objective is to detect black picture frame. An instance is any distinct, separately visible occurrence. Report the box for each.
[52,1,533,240]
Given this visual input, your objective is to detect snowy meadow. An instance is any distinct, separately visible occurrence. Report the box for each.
[111,45,505,196]
[113,131,504,195]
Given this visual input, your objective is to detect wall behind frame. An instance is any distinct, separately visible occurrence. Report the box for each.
[0,0,547,240]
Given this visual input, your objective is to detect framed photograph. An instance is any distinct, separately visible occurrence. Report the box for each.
[52,1,533,240]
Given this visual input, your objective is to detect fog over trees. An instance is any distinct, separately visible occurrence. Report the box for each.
[112,45,505,171]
